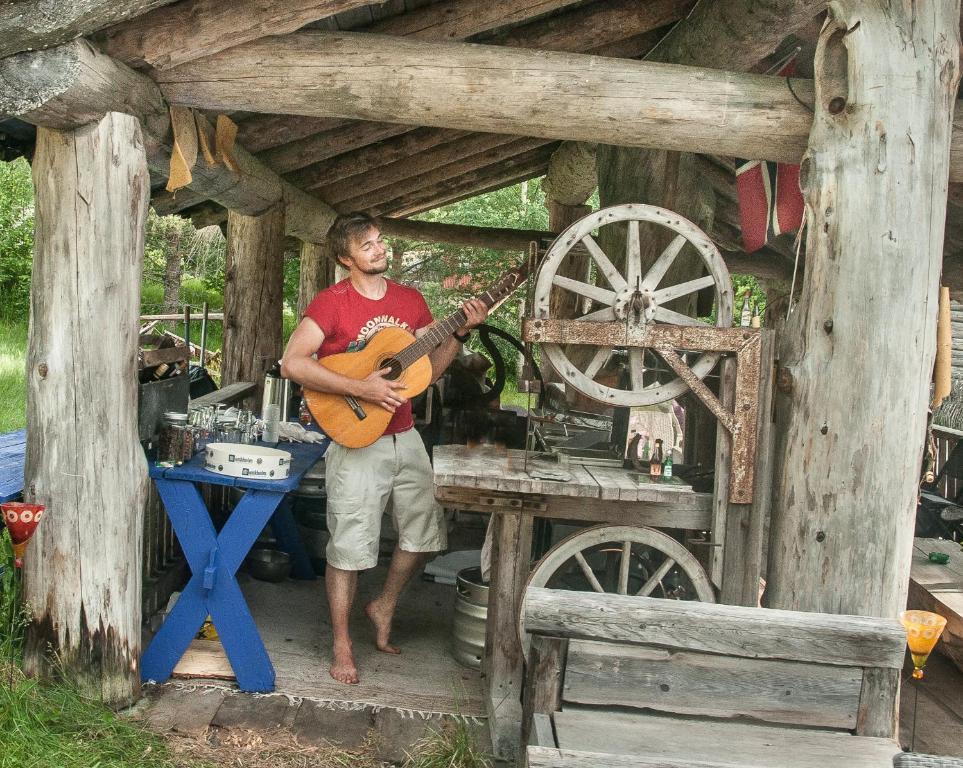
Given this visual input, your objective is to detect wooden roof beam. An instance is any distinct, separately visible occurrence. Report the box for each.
[0,39,337,242]
[154,31,816,166]
[0,0,176,59]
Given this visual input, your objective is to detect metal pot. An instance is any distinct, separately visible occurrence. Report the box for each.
[246,548,291,582]
[452,566,488,669]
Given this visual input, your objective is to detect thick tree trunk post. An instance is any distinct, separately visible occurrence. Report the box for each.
[767,1,960,617]
[23,112,150,705]
[162,227,183,313]
[296,239,335,319]
[222,204,286,407]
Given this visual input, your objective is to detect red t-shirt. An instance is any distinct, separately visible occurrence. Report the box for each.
[304,278,434,435]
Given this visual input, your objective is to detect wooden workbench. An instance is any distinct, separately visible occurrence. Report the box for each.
[909,537,963,672]
[433,444,714,760]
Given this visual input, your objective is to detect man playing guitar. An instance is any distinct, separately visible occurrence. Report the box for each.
[281,212,487,685]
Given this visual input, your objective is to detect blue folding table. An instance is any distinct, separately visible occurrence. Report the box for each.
[0,429,26,504]
[141,438,329,692]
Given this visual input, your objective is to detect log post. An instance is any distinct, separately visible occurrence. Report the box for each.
[296,240,335,319]
[23,112,150,705]
[222,204,286,407]
[767,1,960,617]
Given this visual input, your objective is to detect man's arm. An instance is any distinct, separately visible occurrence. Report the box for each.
[281,317,406,413]
[425,298,489,382]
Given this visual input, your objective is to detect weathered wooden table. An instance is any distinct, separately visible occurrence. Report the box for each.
[909,537,963,672]
[433,444,713,759]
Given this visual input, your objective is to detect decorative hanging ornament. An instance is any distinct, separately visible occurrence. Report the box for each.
[1,502,45,568]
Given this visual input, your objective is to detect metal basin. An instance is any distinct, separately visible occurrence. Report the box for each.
[246,548,291,582]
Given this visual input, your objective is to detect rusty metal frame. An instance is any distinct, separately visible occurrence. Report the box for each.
[522,319,763,504]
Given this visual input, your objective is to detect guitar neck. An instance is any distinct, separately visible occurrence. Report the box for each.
[395,288,499,371]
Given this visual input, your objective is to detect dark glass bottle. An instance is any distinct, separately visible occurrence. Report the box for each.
[650,438,664,477]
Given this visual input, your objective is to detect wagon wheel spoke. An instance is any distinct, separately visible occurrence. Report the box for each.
[577,306,617,322]
[653,306,711,327]
[652,275,717,305]
[582,234,627,292]
[636,557,677,597]
[641,234,687,291]
[618,541,632,595]
[626,220,642,288]
[583,347,612,380]
[574,551,605,593]
[552,274,617,306]
[628,348,646,391]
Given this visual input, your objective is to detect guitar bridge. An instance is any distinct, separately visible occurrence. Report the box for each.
[344,395,367,421]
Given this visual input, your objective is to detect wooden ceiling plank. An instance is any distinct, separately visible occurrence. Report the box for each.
[317,132,524,202]
[99,0,378,70]
[260,121,414,175]
[337,138,550,211]
[369,143,557,216]
[287,127,469,190]
[485,0,693,52]
[367,0,585,40]
[236,115,351,153]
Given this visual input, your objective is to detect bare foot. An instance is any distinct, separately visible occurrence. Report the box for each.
[329,640,359,685]
[365,599,401,654]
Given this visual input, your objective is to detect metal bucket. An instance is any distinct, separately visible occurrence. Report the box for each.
[452,566,488,669]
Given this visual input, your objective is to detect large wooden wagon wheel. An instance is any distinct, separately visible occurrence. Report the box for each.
[533,203,734,406]
[518,524,715,657]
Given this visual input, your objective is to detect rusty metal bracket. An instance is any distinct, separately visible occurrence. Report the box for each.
[523,318,765,504]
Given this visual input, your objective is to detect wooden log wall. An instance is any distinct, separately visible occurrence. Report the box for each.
[23,112,150,705]
[767,0,961,617]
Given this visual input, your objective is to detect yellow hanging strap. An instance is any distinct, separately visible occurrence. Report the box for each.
[933,285,952,409]
[166,106,198,192]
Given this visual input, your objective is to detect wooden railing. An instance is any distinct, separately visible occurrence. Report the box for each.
[933,424,963,501]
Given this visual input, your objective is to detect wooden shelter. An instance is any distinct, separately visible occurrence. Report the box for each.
[0,0,959,729]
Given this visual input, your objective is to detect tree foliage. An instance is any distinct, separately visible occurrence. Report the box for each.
[0,159,34,318]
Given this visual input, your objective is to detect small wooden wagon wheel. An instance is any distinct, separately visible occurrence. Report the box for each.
[518,524,715,657]
[533,203,734,406]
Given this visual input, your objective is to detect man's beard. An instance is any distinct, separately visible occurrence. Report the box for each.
[359,262,388,275]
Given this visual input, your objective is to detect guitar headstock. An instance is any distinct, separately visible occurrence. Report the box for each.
[480,253,536,311]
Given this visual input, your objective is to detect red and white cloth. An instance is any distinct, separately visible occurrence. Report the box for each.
[735,61,805,252]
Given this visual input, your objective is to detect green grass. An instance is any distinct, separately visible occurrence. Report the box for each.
[0,673,193,768]
[402,719,492,768]
[0,316,26,432]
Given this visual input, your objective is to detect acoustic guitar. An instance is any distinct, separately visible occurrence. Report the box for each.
[304,259,533,448]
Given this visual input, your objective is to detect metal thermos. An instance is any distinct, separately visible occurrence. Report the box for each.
[262,362,293,422]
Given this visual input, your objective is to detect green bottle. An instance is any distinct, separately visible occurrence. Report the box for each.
[641,435,650,463]
[663,453,673,479]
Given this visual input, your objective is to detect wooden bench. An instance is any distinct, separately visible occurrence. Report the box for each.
[521,587,904,768]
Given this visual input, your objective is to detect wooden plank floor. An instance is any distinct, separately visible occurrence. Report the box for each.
[899,650,963,757]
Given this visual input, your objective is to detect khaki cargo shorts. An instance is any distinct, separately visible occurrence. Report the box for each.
[324,428,446,570]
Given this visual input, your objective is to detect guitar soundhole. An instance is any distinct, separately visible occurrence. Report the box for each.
[380,357,403,381]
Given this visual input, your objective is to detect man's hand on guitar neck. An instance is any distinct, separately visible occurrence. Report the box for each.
[356,367,407,414]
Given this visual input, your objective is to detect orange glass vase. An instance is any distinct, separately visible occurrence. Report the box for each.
[899,609,947,679]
